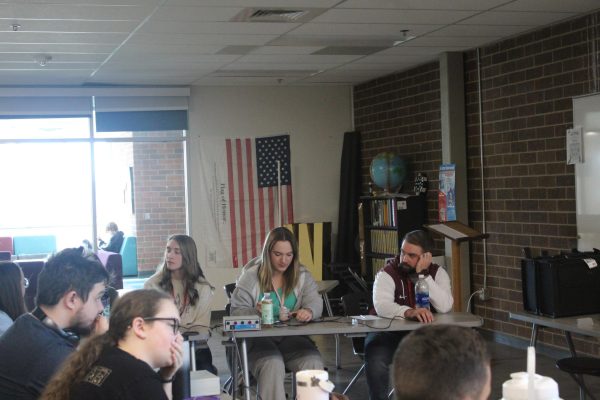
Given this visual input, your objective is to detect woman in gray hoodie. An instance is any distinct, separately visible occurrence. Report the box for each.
[230,227,324,400]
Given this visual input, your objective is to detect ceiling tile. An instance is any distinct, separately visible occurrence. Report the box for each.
[459,10,577,26]
[139,21,299,35]
[312,9,478,24]
[338,0,509,10]
[497,0,600,13]
[289,22,443,36]
[128,33,277,46]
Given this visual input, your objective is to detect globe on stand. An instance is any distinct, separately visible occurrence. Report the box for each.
[369,152,407,193]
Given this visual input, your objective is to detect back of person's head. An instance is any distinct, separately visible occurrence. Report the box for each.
[393,324,490,400]
[41,289,172,400]
[0,261,27,320]
[36,247,109,307]
[105,222,118,233]
[402,230,434,253]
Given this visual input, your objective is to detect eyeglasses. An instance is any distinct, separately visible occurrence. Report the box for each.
[143,317,180,335]
[23,277,29,289]
[400,250,422,260]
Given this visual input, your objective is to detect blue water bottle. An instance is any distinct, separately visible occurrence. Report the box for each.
[415,274,430,310]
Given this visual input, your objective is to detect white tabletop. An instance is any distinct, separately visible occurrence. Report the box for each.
[509,311,600,338]
[225,312,482,339]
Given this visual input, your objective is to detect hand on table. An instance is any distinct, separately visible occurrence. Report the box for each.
[293,308,313,322]
[404,308,433,323]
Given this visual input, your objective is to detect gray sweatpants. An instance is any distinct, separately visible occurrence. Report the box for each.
[247,335,324,400]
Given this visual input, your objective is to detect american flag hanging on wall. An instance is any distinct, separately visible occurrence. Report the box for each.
[195,134,294,269]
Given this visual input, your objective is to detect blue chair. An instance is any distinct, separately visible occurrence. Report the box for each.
[119,236,138,277]
[13,235,56,257]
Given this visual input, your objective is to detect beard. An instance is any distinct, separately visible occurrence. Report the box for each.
[69,308,97,336]
[398,262,414,274]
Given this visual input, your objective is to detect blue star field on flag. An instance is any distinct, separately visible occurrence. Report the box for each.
[256,135,291,188]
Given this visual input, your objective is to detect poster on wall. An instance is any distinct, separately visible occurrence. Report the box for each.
[438,163,456,222]
[195,134,294,268]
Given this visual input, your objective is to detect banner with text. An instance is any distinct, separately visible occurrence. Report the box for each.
[196,134,294,268]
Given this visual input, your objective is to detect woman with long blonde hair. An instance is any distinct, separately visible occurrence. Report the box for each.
[144,234,215,375]
[41,289,183,400]
[230,226,324,400]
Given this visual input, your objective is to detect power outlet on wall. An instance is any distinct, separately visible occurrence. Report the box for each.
[478,288,489,301]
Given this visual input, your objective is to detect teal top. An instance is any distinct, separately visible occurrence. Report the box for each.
[261,288,297,320]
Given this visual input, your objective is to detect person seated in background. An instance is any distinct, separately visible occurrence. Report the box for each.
[41,289,183,400]
[230,227,324,400]
[0,261,27,336]
[0,247,109,400]
[365,229,454,400]
[144,234,216,400]
[99,222,124,253]
[392,324,491,400]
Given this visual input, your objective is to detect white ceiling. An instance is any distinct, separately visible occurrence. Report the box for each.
[0,0,598,86]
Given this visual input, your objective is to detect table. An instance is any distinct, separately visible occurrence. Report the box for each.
[226,312,482,400]
[316,279,340,367]
[509,311,600,356]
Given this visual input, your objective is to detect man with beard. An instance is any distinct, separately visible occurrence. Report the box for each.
[0,247,109,400]
[365,230,454,400]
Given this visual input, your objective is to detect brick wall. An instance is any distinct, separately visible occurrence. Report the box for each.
[354,62,443,228]
[133,138,186,272]
[354,11,600,355]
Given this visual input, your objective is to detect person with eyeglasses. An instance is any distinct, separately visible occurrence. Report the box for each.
[364,230,454,400]
[0,248,110,400]
[0,261,27,336]
[230,227,324,400]
[41,289,183,400]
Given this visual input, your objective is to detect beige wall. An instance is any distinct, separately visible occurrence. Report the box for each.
[186,85,353,310]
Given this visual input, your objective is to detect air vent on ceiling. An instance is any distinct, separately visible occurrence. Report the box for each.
[231,8,325,23]
[252,9,307,21]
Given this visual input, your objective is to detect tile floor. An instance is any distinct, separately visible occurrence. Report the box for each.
[207,324,600,399]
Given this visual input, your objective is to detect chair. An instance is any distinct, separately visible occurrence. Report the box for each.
[556,356,600,400]
[0,237,13,255]
[119,236,138,277]
[13,235,56,258]
[340,291,372,395]
[96,249,123,289]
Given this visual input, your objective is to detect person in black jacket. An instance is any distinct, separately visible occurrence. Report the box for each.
[99,222,124,253]
[41,289,183,400]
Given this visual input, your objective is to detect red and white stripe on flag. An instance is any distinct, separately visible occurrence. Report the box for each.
[225,137,294,268]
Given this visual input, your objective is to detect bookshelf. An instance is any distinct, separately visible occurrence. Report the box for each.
[359,193,427,279]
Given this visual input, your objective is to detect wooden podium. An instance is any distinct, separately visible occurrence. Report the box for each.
[425,221,488,312]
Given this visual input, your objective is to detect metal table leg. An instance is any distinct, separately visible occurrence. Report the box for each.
[322,292,341,368]
[529,323,539,347]
[241,338,251,400]
[565,331,577,357]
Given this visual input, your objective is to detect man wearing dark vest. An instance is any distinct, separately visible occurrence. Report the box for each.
[365,230,454,400]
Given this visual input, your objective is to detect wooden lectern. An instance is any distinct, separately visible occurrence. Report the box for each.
[425,221,488,312]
